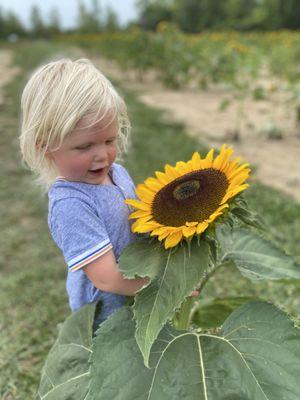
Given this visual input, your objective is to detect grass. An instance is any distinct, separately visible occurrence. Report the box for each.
[0,41,81,399]
[0,40,300,398]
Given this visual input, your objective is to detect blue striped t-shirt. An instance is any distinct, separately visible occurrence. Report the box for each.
[48,163,137,322]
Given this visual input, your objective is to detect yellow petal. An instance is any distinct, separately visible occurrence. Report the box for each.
[221,183,249,203]
[164,231,183,249]
[144,177,164,191]
[134,215,155,225]
[135,184,155,204]
[134,214,153,224]
[213,144,226,169]
[131,220,142,231]
[132,220,160,233]
[155,171,171,185]
[212,144,230,170]
[190,152,202,170]
[158,230,172,240]
[202,148,215,168]
[196,221,209,234]
[223,157,241,176]
[218,145,234,171]
[186,221,198,226]
[229,184,249,197]
[207,204,228,223]
[208,211,224,222]
[218,203,229,211]
[128,210,151,220]
[175,161,191,174]
[151,226,173,241]
[125,199,151,211]
[221,192,233,204]
[165,164,181,179]
[182,225,197,238]
[228,170,250,188]
[227,163,250,180]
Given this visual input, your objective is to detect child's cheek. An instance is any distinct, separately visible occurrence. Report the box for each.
[64,154,88,179]
[69,154,90,177]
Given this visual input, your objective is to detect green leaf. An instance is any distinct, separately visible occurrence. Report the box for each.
[133,240,210,366]
[118,237,166,280]
[192,296,254,329]
[230,204,265,230]
[35,303,96,400]
[87,306,169,400]
[216,225,300,281]
[88,301,300,400]
[218,98,231,111]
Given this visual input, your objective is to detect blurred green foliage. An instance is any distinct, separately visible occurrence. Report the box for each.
[61,27,300,90]
[2,0,300,41]
[138,0,300,32]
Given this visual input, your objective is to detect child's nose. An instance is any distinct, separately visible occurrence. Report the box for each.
[93,146,107,161]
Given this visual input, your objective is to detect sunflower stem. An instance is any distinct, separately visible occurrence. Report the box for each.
[174,263,225,330]
[174,296,195,330]
[196,263,224,293]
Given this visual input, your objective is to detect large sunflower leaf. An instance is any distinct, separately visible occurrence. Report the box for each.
[35,303,96,400]
[118,236,166,280]
[230,197,266,230]
[132,241,210,367]
[216,224,300,281]
[87,306,174,400]
[88,301,300,400]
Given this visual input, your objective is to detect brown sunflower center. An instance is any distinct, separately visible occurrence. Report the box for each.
[152,168,229,227]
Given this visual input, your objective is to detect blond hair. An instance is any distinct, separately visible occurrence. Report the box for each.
[20,58,130,191]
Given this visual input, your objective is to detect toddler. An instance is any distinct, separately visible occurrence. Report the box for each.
[19,58,148,324]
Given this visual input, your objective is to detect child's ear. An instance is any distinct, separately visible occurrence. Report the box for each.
[45,148,53,159]
[36,139,52,157]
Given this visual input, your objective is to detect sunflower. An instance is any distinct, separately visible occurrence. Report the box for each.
[126,145,250,249]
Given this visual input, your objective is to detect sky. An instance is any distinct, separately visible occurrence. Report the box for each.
[0,0,138,28]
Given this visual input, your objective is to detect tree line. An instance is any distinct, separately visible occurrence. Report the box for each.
[1,0,300,40]
[137,0,300,32]
[0,0,120,40]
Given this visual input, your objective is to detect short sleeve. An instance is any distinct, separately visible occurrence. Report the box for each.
[49,197,112,272]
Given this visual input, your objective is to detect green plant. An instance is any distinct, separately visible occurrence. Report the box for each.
[35,154,300,399]
[252,85,266,100]
[261,121,283,140]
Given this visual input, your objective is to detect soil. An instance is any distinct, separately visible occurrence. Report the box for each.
[93,57,300,202]
[0,50,20,105]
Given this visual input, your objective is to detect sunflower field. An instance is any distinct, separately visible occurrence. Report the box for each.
[61,24,300,90]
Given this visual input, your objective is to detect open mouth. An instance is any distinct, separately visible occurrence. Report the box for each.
[89,168,104,175]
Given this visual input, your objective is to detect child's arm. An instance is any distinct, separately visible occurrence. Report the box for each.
[83,250,149,296]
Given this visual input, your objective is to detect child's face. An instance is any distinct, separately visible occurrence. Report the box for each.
[48,113,118,184]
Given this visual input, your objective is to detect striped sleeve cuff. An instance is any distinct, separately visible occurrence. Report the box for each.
[68,239,113,272]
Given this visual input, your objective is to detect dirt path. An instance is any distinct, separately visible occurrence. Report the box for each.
[94,57,300,202]
[0,49,20,105]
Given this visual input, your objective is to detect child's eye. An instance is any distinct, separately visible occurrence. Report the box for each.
[75,144,92,150]
[106,138,116,145]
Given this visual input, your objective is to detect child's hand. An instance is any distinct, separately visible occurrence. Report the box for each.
[190,290,199,297]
